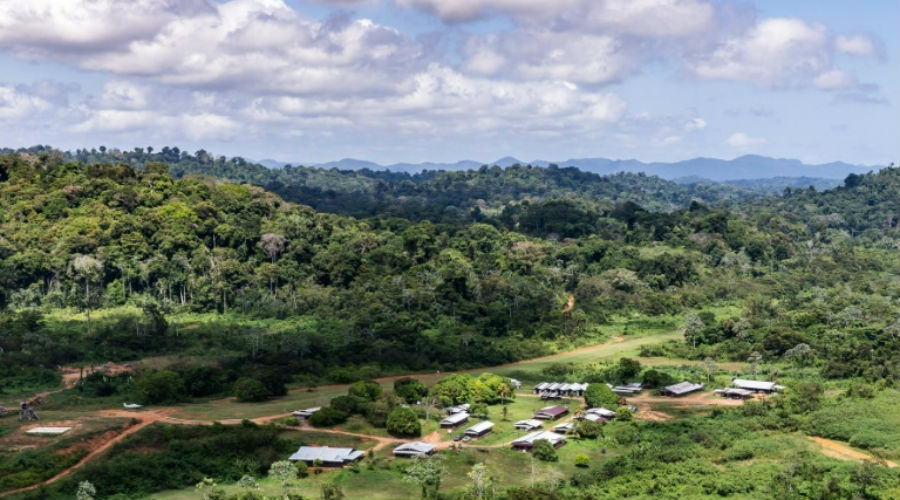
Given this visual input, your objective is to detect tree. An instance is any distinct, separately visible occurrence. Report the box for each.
[784,343,814,367]
[642,369,674,388]
[683,312,704,349]
[748,351,763,377]
[76,480,97,500]
[310,407,349,427]
[531,439,558,462]
[584,383,618,408]
[268,460,297,500]
[70,255,103,336]
[703,356,717,382]
[294,460,309,477]
[617,357,641,381]
[234,377,270,402]
[321,482,344,500]
[576,420,603,439]
[467,463,496,500]
[258,233,287,263]
[135,370,187,404]
[348,380,383,401]
[470,402,488,418]
[403,455,445,500]
[497,382,513,405]
[386,406,421,437]
[394,377,428,404]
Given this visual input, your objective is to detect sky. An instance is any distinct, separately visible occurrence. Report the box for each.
[0,0,896,165]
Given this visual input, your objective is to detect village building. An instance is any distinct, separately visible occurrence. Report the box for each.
[659,381,704,397]
[533,382,588,399]
[511,431,566,450]
[611,382,643,396]
[553,422,574,433]
[392,442,436,458]
[732,378,783,393]
[715,388,754,399]
[445,403,470,414]
[533,405,569,420]
[292,407,321,418]
[464,421,495,438]
[288,446,364,466]
[585,407,616,418]
[440,412,470,428]
[514,419,543,431]
[583,413,608,423]
[509,378,522,389]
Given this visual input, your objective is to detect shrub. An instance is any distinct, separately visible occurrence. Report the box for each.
[531,439,558,462]
[386,407,421,437]
[234,378,270,402]
[577,420,604,439]
[330,395,366,414]
[348,380,383,401]
[574,454,590,468]
[584,383,618,408]
[844,382,875,399]
[294,461,308,477]
[135,370,187,404]
[615,406,633,421]
[309,407,349,427]
[282,417,299,426]
[394,377,428,404]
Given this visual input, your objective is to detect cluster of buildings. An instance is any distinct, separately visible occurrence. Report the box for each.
[714,378,783,399]
[532,382,588,399]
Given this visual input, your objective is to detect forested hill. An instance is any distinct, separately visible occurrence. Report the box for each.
[1,152,897,385]
[2,145,791,224]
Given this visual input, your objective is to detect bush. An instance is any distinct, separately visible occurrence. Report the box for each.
[531,439,558,462]
[348,380,383,402]
[234,378,270,402]
[282,417,299,426]
[615,406,633,421]
[294,461,308,477]
[577,420,604,439]
[309,407,349,427]
[394,377,428,404]
[584,383,618,408]
[330,395,366,414]
[386,407,421,437]
[574,454,590,468]
[135,370,187,404]
[641,369,675,388]
[844,382,875,399]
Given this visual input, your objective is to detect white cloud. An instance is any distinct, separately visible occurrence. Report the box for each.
[0,86,50,120]
[726,132,766,147]
[835,34,876,57]
[689,18,830,87]
[813,69,856,90]
[684,117,707,131]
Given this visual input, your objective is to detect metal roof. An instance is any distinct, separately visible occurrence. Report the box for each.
[393,442,436,455]
[512,430,565,446]
[586,407,616,417]
[440,412,470,425]
[465,421,495,435]
[732,379,777,391]
[514,419,543,429]
[663,381,704,395]
[289,446,363,464]
[534,405,568,417]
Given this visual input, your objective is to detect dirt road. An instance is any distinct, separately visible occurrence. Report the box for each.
[807,436,898,468]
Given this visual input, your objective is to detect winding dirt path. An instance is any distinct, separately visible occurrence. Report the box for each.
[807,436,898,468]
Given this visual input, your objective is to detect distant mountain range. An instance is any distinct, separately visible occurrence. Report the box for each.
[259,154,877,183]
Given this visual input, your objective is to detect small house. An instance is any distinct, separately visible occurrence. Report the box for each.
[585,407,616,418]
[393,442,436,458]
[464,421,494,438]
[509,378,522,389]
[511,431,566,450]
[715,388,754,399]
[533,405,569,420]
[732,378,782,393]
[660,381,704,397]
[289,446,364,466]
[445,403,471,415]
[292,407,321,418]
[553,422,574,433]
[583,413,607,423]
[440,412,470,428]
[514,419,543,431]
[611,382,643,396]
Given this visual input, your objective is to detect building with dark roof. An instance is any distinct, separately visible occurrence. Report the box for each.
[533,405,569,420]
